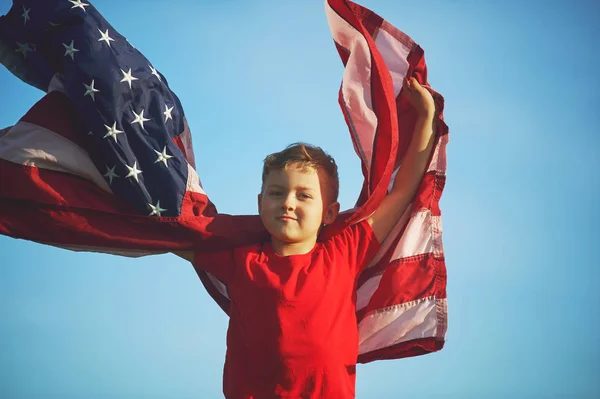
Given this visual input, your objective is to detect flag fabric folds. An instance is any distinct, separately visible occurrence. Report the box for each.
[0,0,448,362]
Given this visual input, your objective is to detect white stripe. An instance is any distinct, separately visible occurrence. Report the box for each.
[182,118,204,196]
[181,117,197,169]
[356,208,442,311]
[356,274,382,310]
[326,2,376,173]
[390,209,443,261]
[0,122,112,193]
[427,133,448,174]
[56,244,163,257]
[186,164,205,195]
[374,28,411,97]
[208,273,230,299]
[358,297,446,354]
[0,121,205,196]
[48,73,66,94]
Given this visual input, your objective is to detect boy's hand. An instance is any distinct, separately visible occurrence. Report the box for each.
[402,77,435,118]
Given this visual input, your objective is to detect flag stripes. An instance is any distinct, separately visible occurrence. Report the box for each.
[0,0,448,362]
[326,0,448,361]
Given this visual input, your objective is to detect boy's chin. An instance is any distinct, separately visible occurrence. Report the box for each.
[265,224,319,246]
[269,230,309,245]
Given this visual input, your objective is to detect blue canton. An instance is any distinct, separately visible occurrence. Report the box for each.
[0,0,191,217]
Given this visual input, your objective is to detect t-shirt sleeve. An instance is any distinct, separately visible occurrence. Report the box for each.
[193,249,236,286]
[329,219,381,274]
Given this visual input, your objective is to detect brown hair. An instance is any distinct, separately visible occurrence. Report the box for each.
[262,143,339,202]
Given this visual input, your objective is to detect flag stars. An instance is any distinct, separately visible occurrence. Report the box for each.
[149,65,161,82]
[21,6,31,25]
[68,0,90,11]
[97,29,115,47]
[149,201,167,216]
[83,79,100,101]
[163,104,174,122]
[62,40,79,61]
[131,109,150,130]
[154,147,174,167]
[103,122,123,142]
[103,165,119,185]
[125,161,142,182]
[120,68,138,89]
[15,42,33,58]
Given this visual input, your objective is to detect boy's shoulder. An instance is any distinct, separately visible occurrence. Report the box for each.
[320,218,376,245]
[201,219,377,262]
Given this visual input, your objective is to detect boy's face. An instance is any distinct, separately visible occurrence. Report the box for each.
[258,166,339,255]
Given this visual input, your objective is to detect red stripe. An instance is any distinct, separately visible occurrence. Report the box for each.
[356,255,445,320]
[20,92,91,152]
[334,42,350,66]
[350,2,414,49]
[173,135,188,163]
[347,1,383,37]
[413,172,445,217]
[358,337,444,363]
[0,158,266,251]
[329,0,399,225]
[0,158,132,211]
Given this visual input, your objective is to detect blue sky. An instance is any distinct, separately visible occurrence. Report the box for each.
[1,0,599,398]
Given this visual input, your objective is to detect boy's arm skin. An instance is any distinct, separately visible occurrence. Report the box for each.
[367,77,437,244]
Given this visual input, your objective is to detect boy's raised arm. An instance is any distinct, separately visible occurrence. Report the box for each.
[367,77,437,244]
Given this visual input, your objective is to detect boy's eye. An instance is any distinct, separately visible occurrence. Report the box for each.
[268,191,283,196]
[298,193,312,200]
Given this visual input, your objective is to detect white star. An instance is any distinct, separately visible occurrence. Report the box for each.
[21,6,31,25]
[83,79,100,101]
[103,122,123,142]
[120,68,138,89]
[163,104,174,122]
[68,0,90,11]
[148,200,167,216]
[87,131,93,136]
[62,40,79,61]
[103,165,119,185]
[97,29,115,47]
[15,42,33,58]
[154,146,174,167]
[125,161,142,182]
[131,109,150,130]
[149,65,162,82]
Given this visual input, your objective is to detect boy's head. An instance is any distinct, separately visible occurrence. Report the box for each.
[258,143,340,254]
[261,143,339,203]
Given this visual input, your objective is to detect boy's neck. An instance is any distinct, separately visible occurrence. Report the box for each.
[271,237,317,256]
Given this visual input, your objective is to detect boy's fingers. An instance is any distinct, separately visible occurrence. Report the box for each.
[409,77,423,91]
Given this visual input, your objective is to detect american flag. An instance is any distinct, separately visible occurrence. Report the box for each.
[0,0,448,362]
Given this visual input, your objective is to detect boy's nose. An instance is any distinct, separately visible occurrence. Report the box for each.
[281,194,296,210]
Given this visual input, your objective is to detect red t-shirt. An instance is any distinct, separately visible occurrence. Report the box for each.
[193,220,380,399]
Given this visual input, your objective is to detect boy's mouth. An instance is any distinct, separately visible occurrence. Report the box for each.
[277,215,297,221]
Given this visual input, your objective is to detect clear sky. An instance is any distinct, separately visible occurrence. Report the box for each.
[1,0,599,398]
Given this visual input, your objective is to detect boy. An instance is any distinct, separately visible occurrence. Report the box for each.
[175,76,436,398]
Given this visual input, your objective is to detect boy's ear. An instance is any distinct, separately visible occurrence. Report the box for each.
[323,201,340,225]
[257,193,262,214]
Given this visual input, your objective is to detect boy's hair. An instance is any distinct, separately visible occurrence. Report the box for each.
[262,143,339,202]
